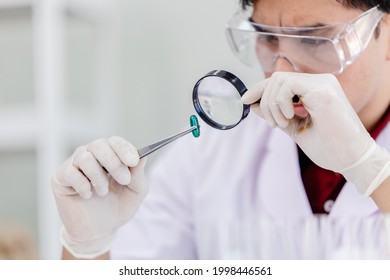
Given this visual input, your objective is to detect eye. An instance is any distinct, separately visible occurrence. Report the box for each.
[258,34,279,45]
[301,37,326,45]
[267,35,279,43]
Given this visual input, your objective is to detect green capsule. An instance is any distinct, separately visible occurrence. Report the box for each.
[190,115,200,138]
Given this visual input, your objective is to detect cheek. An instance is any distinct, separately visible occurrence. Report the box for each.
[336,45,382,113]
[337,70,376,114]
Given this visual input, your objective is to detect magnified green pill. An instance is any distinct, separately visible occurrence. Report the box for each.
[190,115,200,138]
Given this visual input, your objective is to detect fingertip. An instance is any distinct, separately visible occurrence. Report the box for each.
[277,118,289,128]
[123,150,140,167]
[96,188,108,197]
[108,136,139,167]
[240,92,252,104]
[92,181,109,197]
[77,181,93,199]
[241,89,259,104]
[79,189,93,199]
[115,170,131,185]
[280,104,295,120]
[269,120,278,128]
[241,81,266,104]
[61,165,95,198]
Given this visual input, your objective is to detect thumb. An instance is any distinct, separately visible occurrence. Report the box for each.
[241,80,267,105]
[127,157,148,195]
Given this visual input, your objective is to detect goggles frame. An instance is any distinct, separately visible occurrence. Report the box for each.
[226,5,385,74]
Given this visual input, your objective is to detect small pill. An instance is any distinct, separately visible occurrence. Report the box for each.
[190,115,200,138]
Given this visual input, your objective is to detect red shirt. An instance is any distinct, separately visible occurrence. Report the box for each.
[299,105,390,214]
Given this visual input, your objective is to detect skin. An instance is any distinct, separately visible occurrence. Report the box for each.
[63,0,390,259]
[251,0,390,211]
[252,0,390,130]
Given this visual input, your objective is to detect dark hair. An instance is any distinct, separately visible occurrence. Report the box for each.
[240,0,390,12]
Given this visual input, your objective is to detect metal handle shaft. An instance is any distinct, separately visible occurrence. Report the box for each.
[138,126,197,158]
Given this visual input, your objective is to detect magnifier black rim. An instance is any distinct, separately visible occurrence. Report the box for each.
[192,70,250,130]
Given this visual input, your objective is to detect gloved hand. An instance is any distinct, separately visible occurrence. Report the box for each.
[52,136,148,259]
[241,72,390,197]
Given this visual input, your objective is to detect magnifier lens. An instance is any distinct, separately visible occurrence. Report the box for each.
[193,70,249,130]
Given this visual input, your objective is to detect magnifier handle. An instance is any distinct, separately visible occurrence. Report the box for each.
[252,95,300,104]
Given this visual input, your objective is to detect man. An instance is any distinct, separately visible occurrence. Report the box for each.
[52,0,390,259]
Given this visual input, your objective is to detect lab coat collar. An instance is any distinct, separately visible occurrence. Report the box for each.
[257,127,380,218]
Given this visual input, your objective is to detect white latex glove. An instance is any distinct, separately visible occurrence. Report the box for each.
[241,72,390,196]
[52,136,148,259]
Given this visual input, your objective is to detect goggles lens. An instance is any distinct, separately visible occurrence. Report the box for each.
[226,6,385,74]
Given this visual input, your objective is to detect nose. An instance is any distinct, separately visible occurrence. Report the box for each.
[273,54,296,72]
[264,54,297,78]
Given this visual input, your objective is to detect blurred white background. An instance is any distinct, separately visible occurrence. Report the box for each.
[0,0,260,259]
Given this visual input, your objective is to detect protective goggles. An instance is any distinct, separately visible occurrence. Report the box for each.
[226,5,385,74]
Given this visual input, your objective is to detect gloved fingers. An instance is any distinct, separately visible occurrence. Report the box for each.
[241,80,266,105]
[87,138,131,186]
[260,72,329,128]
[259,75,287,128]
[268,101,290,128]
[107,136,139,167]
[284,73,335,113]
[241,78,283,128]
[53,163,93,199]
[253,77,274,128]
[266,78,296,128]
[73,151,110,196]
[275,81,295,120]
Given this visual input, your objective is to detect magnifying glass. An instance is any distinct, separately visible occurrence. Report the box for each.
[193,69,299,130]
[192,70,250,130]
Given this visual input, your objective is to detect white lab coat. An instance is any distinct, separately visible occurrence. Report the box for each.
[111,113,388,259]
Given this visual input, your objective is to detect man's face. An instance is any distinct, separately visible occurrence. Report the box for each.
[251,0,390,129]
